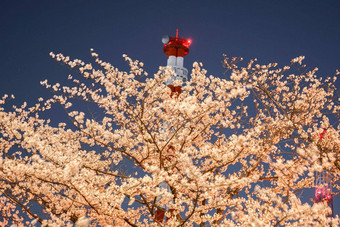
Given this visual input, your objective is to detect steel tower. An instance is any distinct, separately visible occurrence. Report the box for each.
[315,129,334,217]
[155,30,192,223]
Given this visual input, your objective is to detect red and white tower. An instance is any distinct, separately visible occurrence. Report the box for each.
[154,30,192,224]
[162,29,192,95]
[315,170,334,217]
[315,129,334,217]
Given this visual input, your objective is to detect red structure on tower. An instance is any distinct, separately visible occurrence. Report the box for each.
[162,29,192,95]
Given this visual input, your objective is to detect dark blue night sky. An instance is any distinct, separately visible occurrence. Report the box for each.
[1,0,339,219]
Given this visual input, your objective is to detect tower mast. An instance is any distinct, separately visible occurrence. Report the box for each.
[155,31,192,223]
[315,129,334,217]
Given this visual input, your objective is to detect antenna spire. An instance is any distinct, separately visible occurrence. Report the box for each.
[176,29,178,38]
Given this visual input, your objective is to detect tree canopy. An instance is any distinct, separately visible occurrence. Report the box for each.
[0,51,339,226]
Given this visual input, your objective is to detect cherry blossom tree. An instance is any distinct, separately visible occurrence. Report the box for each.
[0,50,339,226]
